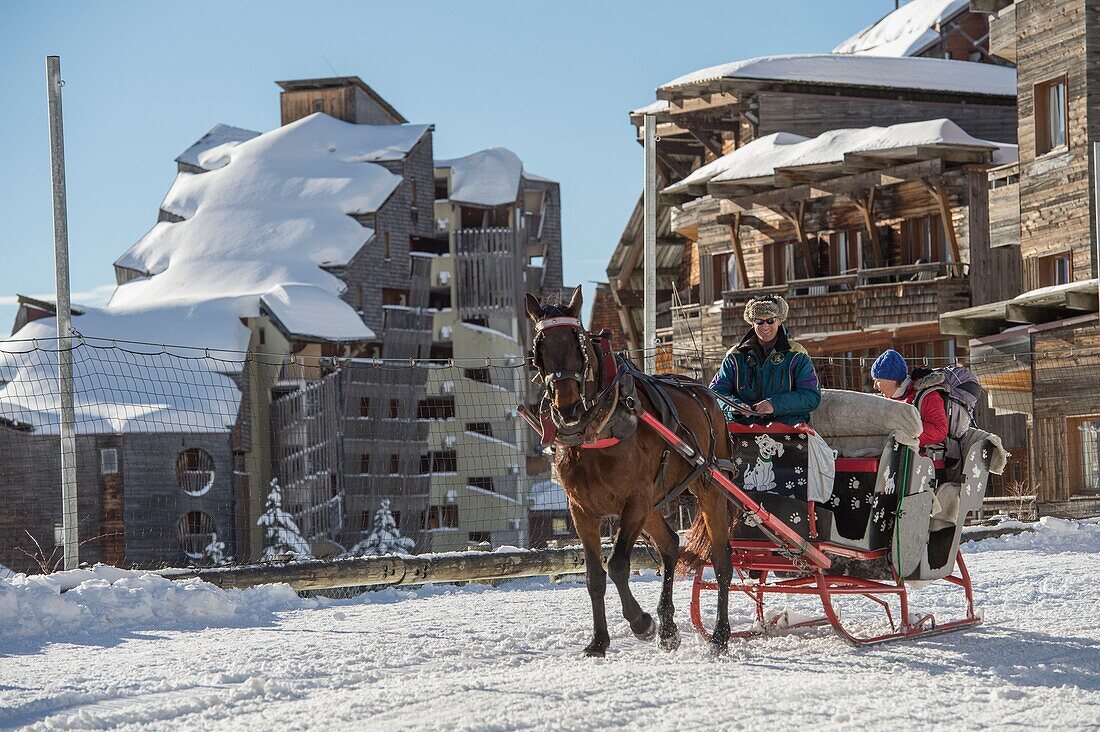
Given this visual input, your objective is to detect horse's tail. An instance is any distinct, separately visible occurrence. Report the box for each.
[677,510,712,573]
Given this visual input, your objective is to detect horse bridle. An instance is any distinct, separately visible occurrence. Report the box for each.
[531,315,598,412]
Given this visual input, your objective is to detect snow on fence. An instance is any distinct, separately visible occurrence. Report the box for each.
[3,335,1100,578]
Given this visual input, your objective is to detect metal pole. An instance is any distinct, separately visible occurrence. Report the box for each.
[643,114,657,374]
[47,56,79,570]
[1094,141,1100,324]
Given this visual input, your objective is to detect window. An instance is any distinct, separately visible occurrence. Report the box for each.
[390,454,400,474]
[359,397,370,417]
[827,229,861,276]
[469,477,495,493]
[425,505,458,529]
[100,448,118,475]
[178,511,216,560]
[411,179,418,205]
[389,399,399,419]
[434,176,449,201]
[711,251,735,296]
[419,454,431,474]
[465,422,493,438]
[763,241,793,286]
[901,214,946,265]
[430,342,454,360]
[429,289,452,309]
[551,517,570,535]
[1035,252,1072,288]
[418,396,456,420]
[258,327,266,346]
[468,531,491,544]
[359,453,370,474]
[356,284,364,311]
[53,521,63,547]
[431,451,458,473]
[464,367,491,384]
[1068,415,1100,492]
[176,448,215,496]
[382,288,408,307]
[1035,75,1068,155]
[384,232,391,260]
[312,99,324,113]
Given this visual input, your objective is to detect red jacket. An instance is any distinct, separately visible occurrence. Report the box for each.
[892,380,948,448]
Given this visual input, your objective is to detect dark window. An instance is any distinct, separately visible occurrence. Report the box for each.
[384,232,391,260]
[178,511,216,559]
[1035,75,1068,156]
[359,397,370,417]
[429,289,452,309]
[411,179,418,205]
[434,177,449,201]
[469,477,495,493]
[425,505,458,529]
[360,510,371,530]
[901,214,945,265]
[312,99,324,113]
[1036,252,1072,288]
[464,367,491,384]
[390,454,400,474]
[419,454,431,474]
[763,242,788,286]
[356,284,364,310]
[176,448,215,496]
[431,451,457,473]
[430,342,454,360]
[360,453,370,474]
[418,396,456,420]
[464,317,488,328]
[258,327,266,346]
[468,531,491,543]
[389,399,399,419]
[465,422,493,437]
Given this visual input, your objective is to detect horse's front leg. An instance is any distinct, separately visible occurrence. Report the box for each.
[571,507,610,657]
[644,512,681,651]
[700,492,733,654]
[608,499,656,642]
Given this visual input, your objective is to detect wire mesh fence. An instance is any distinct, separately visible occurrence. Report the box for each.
[2,335,1099,575]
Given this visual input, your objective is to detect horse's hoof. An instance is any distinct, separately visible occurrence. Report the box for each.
[709,639,729,657]
[633,615,657,641]
[658,628,681,652]
[583,644,607,658]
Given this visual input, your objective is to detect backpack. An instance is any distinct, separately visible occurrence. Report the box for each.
[914,365,983,463]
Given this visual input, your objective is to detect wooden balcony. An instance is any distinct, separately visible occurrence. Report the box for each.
[720,262,970,342]
[987,1,1016,63]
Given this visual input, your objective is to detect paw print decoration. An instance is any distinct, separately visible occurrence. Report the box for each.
[851,497,861,509]
[789,513,802,525]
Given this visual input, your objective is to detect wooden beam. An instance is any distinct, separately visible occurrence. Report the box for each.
[1065,291,1100,312]
[685,126,724,157]
[610,281,642,349]
[1005,303,1067,325]
[928,179,963,265]
[847,187,885,269]
[615,228,645,291]
[655,152,692,183]
[729,213,749,288]
[773,202,816,277]
[654,139,705,157]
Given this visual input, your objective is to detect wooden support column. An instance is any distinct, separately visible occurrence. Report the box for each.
[926,179,963,266]
[655,151,692,181]
[685,126,724,158]
[774,202,816,277]
[848,187,884,268]
[728,212,749,288]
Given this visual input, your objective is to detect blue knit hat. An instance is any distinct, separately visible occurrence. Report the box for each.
[871,349,908,382]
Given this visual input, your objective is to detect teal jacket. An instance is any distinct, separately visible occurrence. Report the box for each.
[709,326,821,426]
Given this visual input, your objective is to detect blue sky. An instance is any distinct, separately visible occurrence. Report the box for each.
[0,0,896,333]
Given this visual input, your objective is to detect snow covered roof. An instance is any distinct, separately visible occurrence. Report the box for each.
[659,54,1016,98]
[631,99,670,116]
[664,119,1017,198]
[175,124,260,170]
[260,284,375,342]
[1,113,428,432]
[437,148,523,207]
[833,0,970,57]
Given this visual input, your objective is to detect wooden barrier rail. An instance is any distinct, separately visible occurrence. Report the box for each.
[160,545,663,592]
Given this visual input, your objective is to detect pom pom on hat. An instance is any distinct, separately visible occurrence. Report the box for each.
[743,294,789,324]
[871,349,908,382]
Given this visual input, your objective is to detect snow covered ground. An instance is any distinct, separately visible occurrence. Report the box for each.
[2,519,1099,730]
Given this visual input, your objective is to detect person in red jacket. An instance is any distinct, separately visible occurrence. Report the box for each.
[870,349,948,454]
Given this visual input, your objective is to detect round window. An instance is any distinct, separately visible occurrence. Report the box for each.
[178,511,217,560]
[176,448,215,496]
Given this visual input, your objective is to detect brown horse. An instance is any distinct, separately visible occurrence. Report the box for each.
[526,287,735,656]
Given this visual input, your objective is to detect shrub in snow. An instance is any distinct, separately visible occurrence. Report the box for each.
[257,478,312,560]
[203,532,233,566]
[350,500,415,557]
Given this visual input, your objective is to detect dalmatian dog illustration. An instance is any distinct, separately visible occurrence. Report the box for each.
[742,434,785,492]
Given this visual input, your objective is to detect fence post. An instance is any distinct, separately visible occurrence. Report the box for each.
[46,56,79,570]
[643,114,657,374]
[1094,141,1100,324]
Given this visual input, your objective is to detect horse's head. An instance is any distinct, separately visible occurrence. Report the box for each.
[525,286,593,424]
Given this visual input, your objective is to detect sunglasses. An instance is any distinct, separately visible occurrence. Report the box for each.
[753,318,777,325]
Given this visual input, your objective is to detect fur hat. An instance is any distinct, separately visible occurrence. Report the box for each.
[743,294,789,324]
[871,349,908,382]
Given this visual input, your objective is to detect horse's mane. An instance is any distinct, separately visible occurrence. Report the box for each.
[536,301,574,320]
